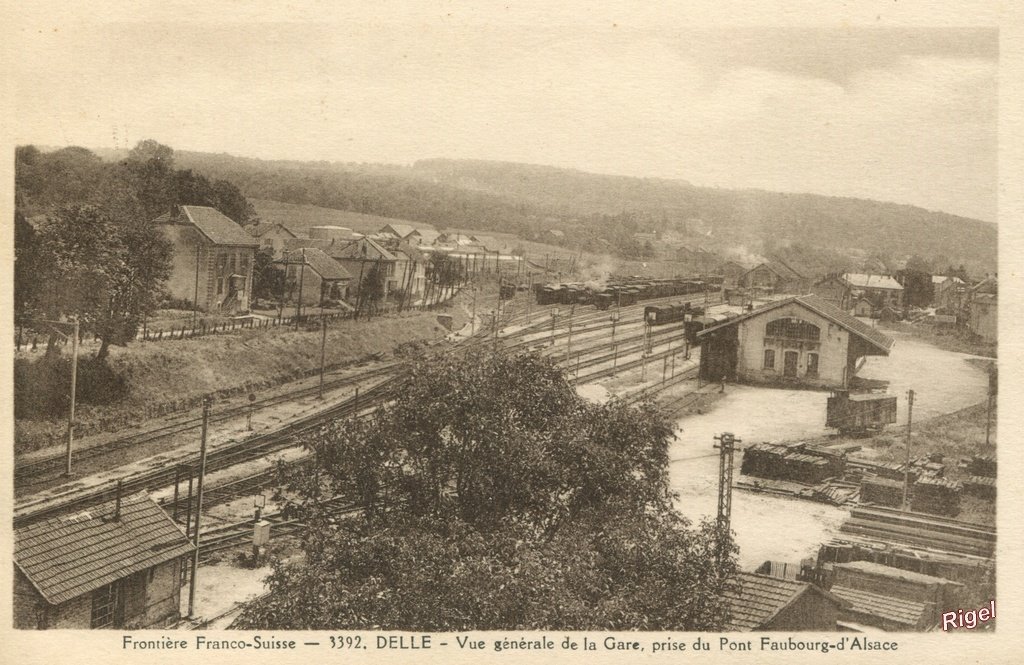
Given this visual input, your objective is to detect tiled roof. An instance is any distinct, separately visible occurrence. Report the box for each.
[830,585,931,628]
[724,572,831,631]
[278,247,351,280]
[743,261,804,282]
[15,493,194,605]
[412,229,441,245]
[835,561,956,586]
[697,294,895,353]
[473,235,505,251]
[284,238,335,253]
[335,237,397,261]
[842,273,903,290]
[155,206,257,247]
[381,223,417,238]
[246,223,297,239]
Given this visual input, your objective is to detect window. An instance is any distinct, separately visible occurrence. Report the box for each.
[807,353,819,377]
[90,583,117,628]
[763,349,775,369]
[766,317,820,341]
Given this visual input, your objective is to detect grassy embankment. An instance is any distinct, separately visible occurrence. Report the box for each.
[15,294,474,455]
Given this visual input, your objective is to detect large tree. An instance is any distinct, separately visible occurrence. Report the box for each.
[32,204,171,360]
[233,350,736,631]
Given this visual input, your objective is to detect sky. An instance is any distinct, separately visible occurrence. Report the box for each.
[7,8,999,221]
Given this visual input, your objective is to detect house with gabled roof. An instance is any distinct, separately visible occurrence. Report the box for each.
[245,222,297,257]
[840,273,904,309]
[379,222,418,240]
[332,237,398,299]
[275,247,352,305]
[725,572,847,631]
[408,228,440,246]
[155,205,259,313]
[14,492,194,629]
[696,294,894,388]
[739,260,808,295]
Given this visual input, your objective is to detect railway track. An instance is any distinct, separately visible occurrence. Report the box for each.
[13,376,402,528]
[14,290,720,527]
[14,362,402,485]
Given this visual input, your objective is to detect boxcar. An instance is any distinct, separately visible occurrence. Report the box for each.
[826,390,897,436]
[593,292,613,310]
[644,302,691,326]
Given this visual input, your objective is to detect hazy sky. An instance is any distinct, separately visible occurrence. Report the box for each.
[9,11,998,221]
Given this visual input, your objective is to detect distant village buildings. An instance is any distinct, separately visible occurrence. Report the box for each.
[245,222,297,257]
[839,273,904,310]
[275,247,352,305]
[738,261,808,296]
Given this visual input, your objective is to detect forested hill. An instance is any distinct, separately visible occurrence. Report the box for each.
[408,159,996,271]
[88,148,995,273]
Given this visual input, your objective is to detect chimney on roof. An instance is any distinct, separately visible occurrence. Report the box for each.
[113,480,123,522]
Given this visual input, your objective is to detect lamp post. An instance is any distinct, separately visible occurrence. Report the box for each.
[551,307,559,346]
[610,310,620,344]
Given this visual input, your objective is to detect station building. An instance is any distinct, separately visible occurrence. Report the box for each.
[697,294,894,389]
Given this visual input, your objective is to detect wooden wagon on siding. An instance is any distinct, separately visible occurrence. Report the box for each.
[826,390,897,436]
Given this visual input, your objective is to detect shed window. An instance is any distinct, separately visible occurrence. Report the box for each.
[90,583,117,628]
[763,349,775,369]
[766,317,820,341]
[807,353,819,377]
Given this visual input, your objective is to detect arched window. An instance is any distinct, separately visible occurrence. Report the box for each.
[766,317,820,341]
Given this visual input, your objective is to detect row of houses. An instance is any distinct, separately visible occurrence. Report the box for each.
[156,206,524,312]
[722,257,996,344]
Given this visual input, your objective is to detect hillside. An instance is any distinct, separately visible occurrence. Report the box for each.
[88,148,995,275]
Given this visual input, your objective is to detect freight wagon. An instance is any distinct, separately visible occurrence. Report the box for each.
[683,310,737,346]
[826,390,897,436]
[644,302,693,326]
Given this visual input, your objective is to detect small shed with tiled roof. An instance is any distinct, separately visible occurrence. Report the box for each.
[14,492,194,630]
[696,294,894,389]
[725,572,846,631]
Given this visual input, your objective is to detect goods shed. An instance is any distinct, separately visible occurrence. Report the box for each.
[697,294,894,389]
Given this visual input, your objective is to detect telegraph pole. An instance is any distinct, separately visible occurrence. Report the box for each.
[713,432,740,567]
[318,312,328,399]
[903,389,915,510]
[565,303,575,363]
[526,272,533,323]
[188,396,212,619]
[986,365,997,445]
[471,283,478,334]
[65,317,79,477]
[295,249,306,327]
